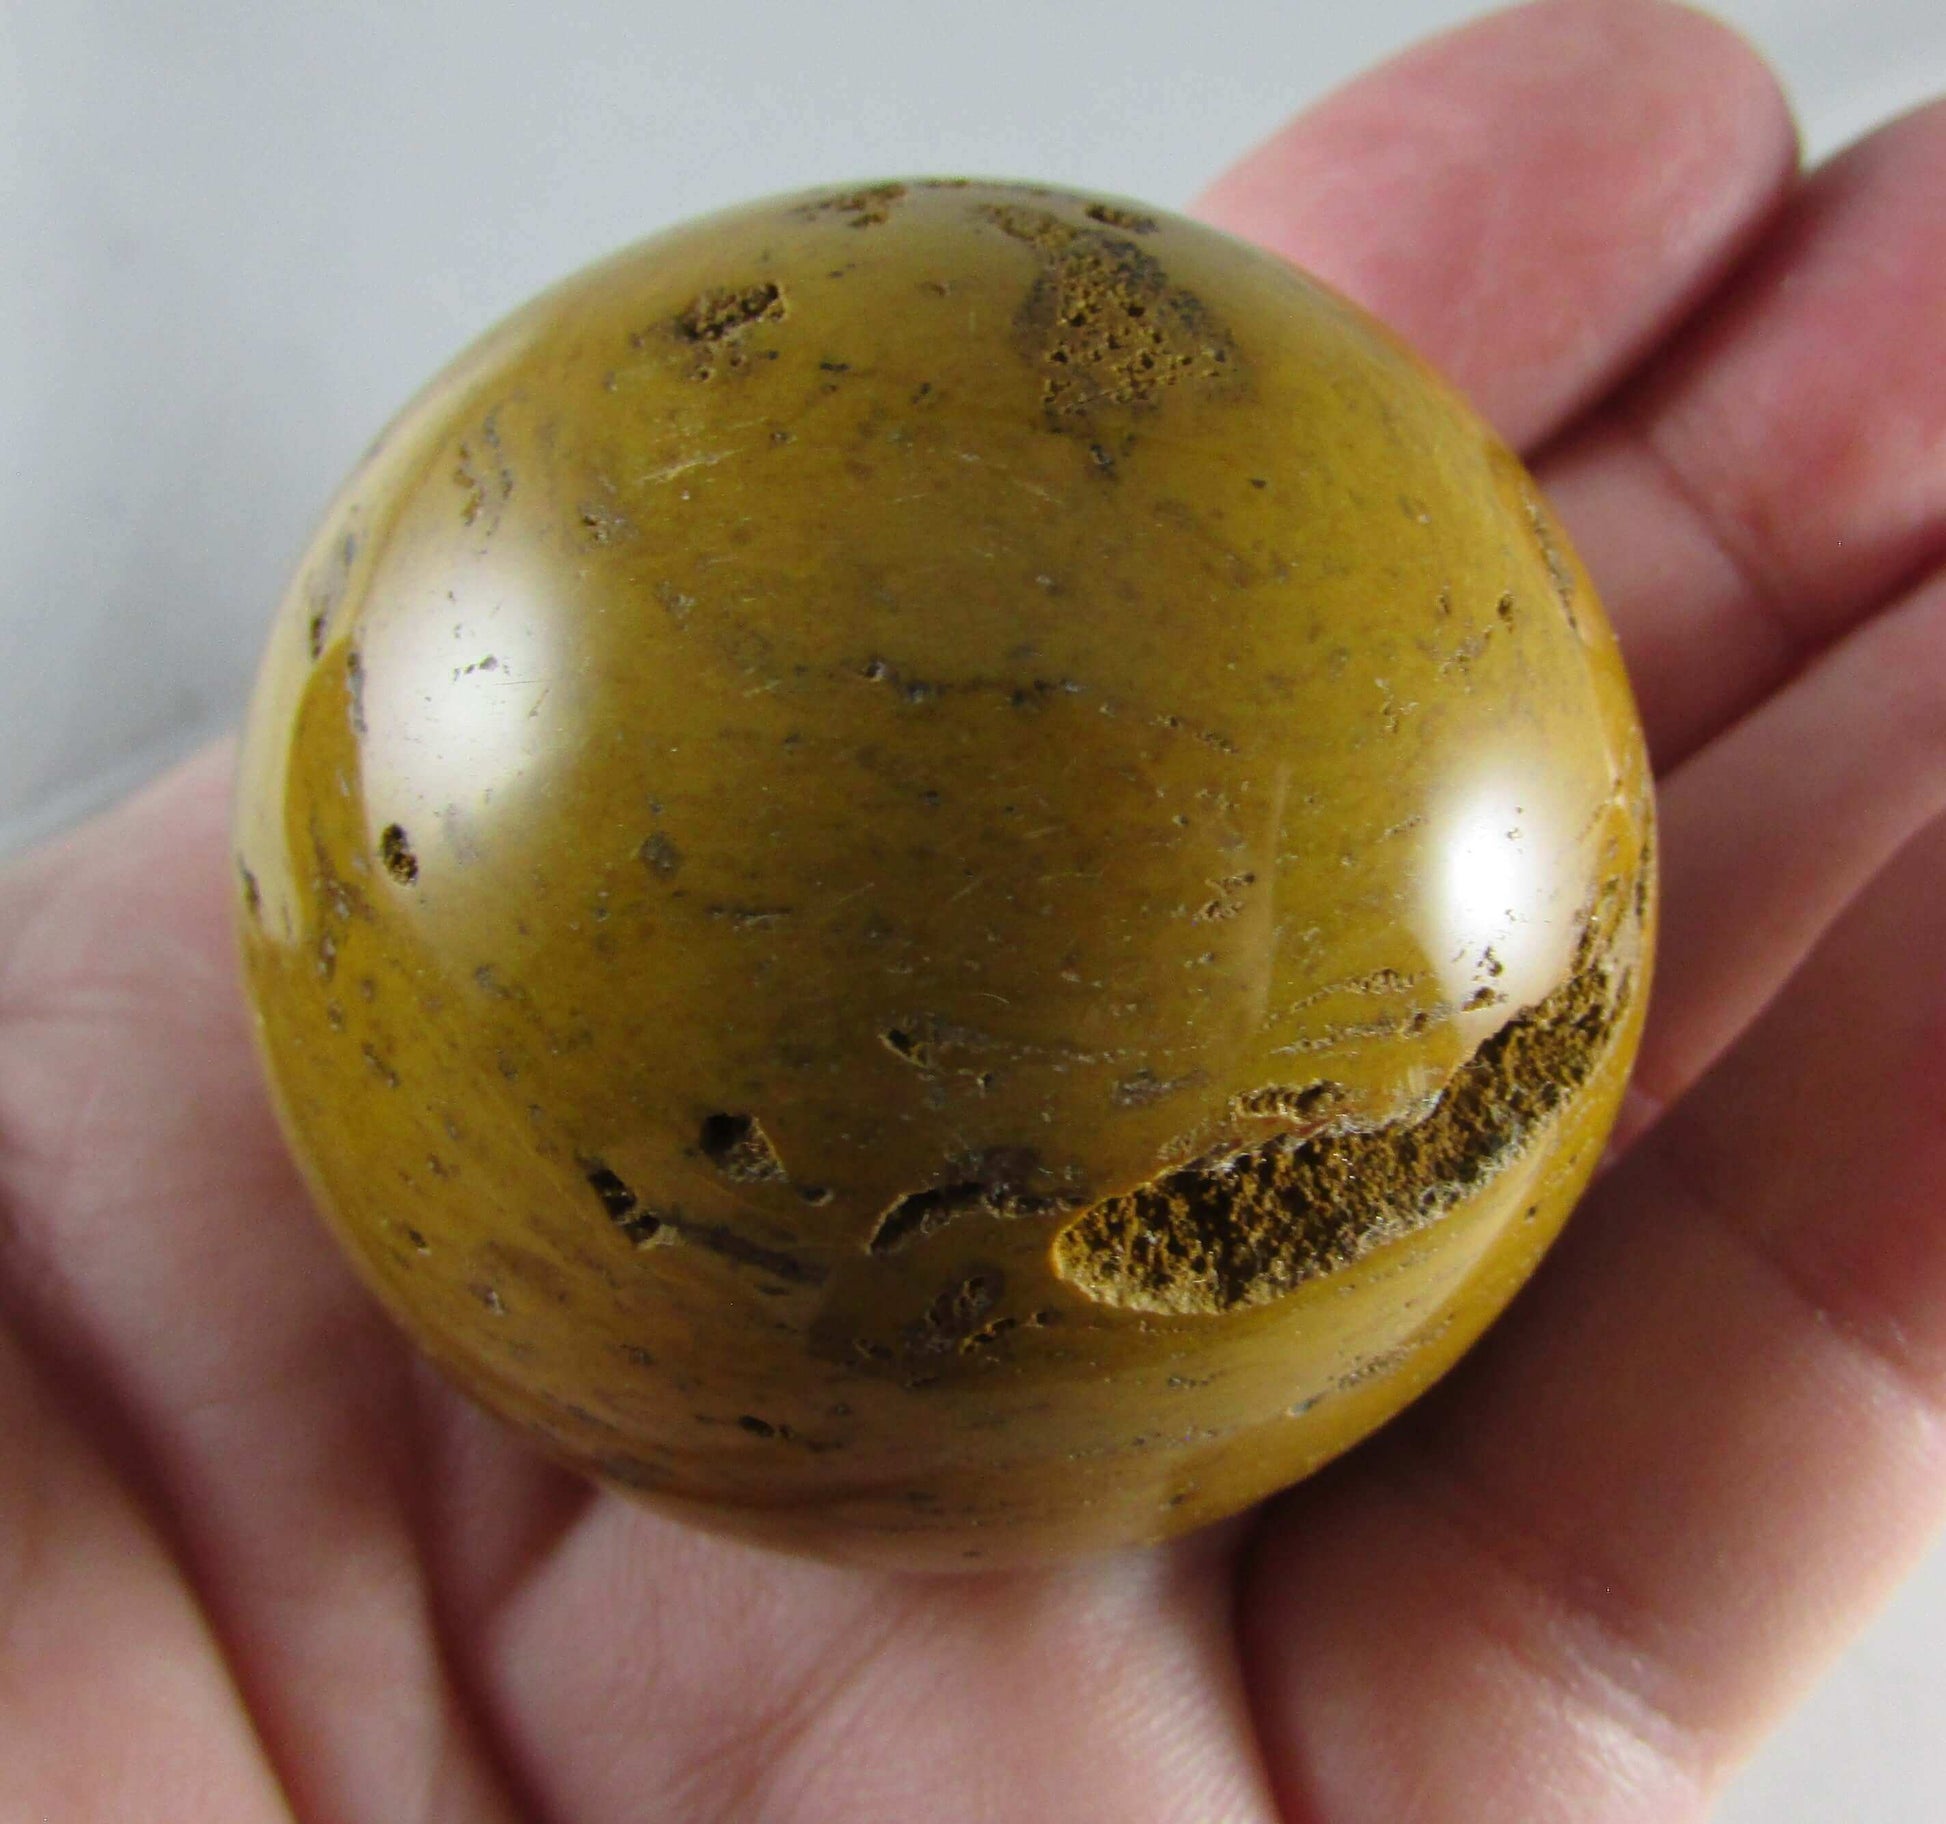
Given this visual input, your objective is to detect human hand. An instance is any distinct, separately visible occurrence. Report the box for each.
[2,1,1941,1817]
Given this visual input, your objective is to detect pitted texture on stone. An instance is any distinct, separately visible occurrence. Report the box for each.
[1054,937,1627,1314]
[982,204,1240,425]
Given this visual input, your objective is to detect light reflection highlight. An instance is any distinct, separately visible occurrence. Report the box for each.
[358,559,566,861]
[1420,766,1582,1022]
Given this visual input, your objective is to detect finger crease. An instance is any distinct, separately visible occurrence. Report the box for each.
[1645,1125,1946,1442]
[689,1598,909,1824]
[1376,1423,1724,1794]
[1621,402,1810,680]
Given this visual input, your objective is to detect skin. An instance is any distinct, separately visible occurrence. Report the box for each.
[0,0,1941,1816]
[231,173,1654,1566]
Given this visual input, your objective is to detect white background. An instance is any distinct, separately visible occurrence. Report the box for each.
[4,2,1944,1814]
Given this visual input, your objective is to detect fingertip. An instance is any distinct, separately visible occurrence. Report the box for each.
[1195,0,1798,447]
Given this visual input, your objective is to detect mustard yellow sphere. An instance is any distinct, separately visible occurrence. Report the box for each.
[234,179,1654,1568]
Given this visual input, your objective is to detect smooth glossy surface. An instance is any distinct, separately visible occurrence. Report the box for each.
[234,180,1654,1568]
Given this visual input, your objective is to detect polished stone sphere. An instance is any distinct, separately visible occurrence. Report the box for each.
[233,179,1654,1568]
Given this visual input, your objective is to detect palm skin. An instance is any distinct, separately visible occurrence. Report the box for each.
[3,2,1943,1818]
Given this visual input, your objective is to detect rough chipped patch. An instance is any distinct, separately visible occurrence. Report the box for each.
[698,1112,789,1183]
[344,646,367,736]
[678,282,788,342]
[881,1025,937,1068]
[1113,1068,1208,1109]
[305,527,360,659]
[980,203,1240,427]
[845,1269,1064,1384]
[911,1268,1006,1353]
[453,412,513,530]
[581,1154,825,1284]
[796,183,907,227]
[378,822,419,884]
[583,1158,662,1245]
[869,1179,1066,1255]
[867,1145,1067,1255]
[1229,1082,1344,1124]
[1522,483,1582,637]
[667,281,789,380]
[1193,870,1255,922]
[1053,934,1628,1314]
[1084,201,1158,233]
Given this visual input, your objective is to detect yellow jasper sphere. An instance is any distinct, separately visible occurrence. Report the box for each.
[233,179,1655,1569]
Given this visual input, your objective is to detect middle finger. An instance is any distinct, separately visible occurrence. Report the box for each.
[1537,102,1946,772]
